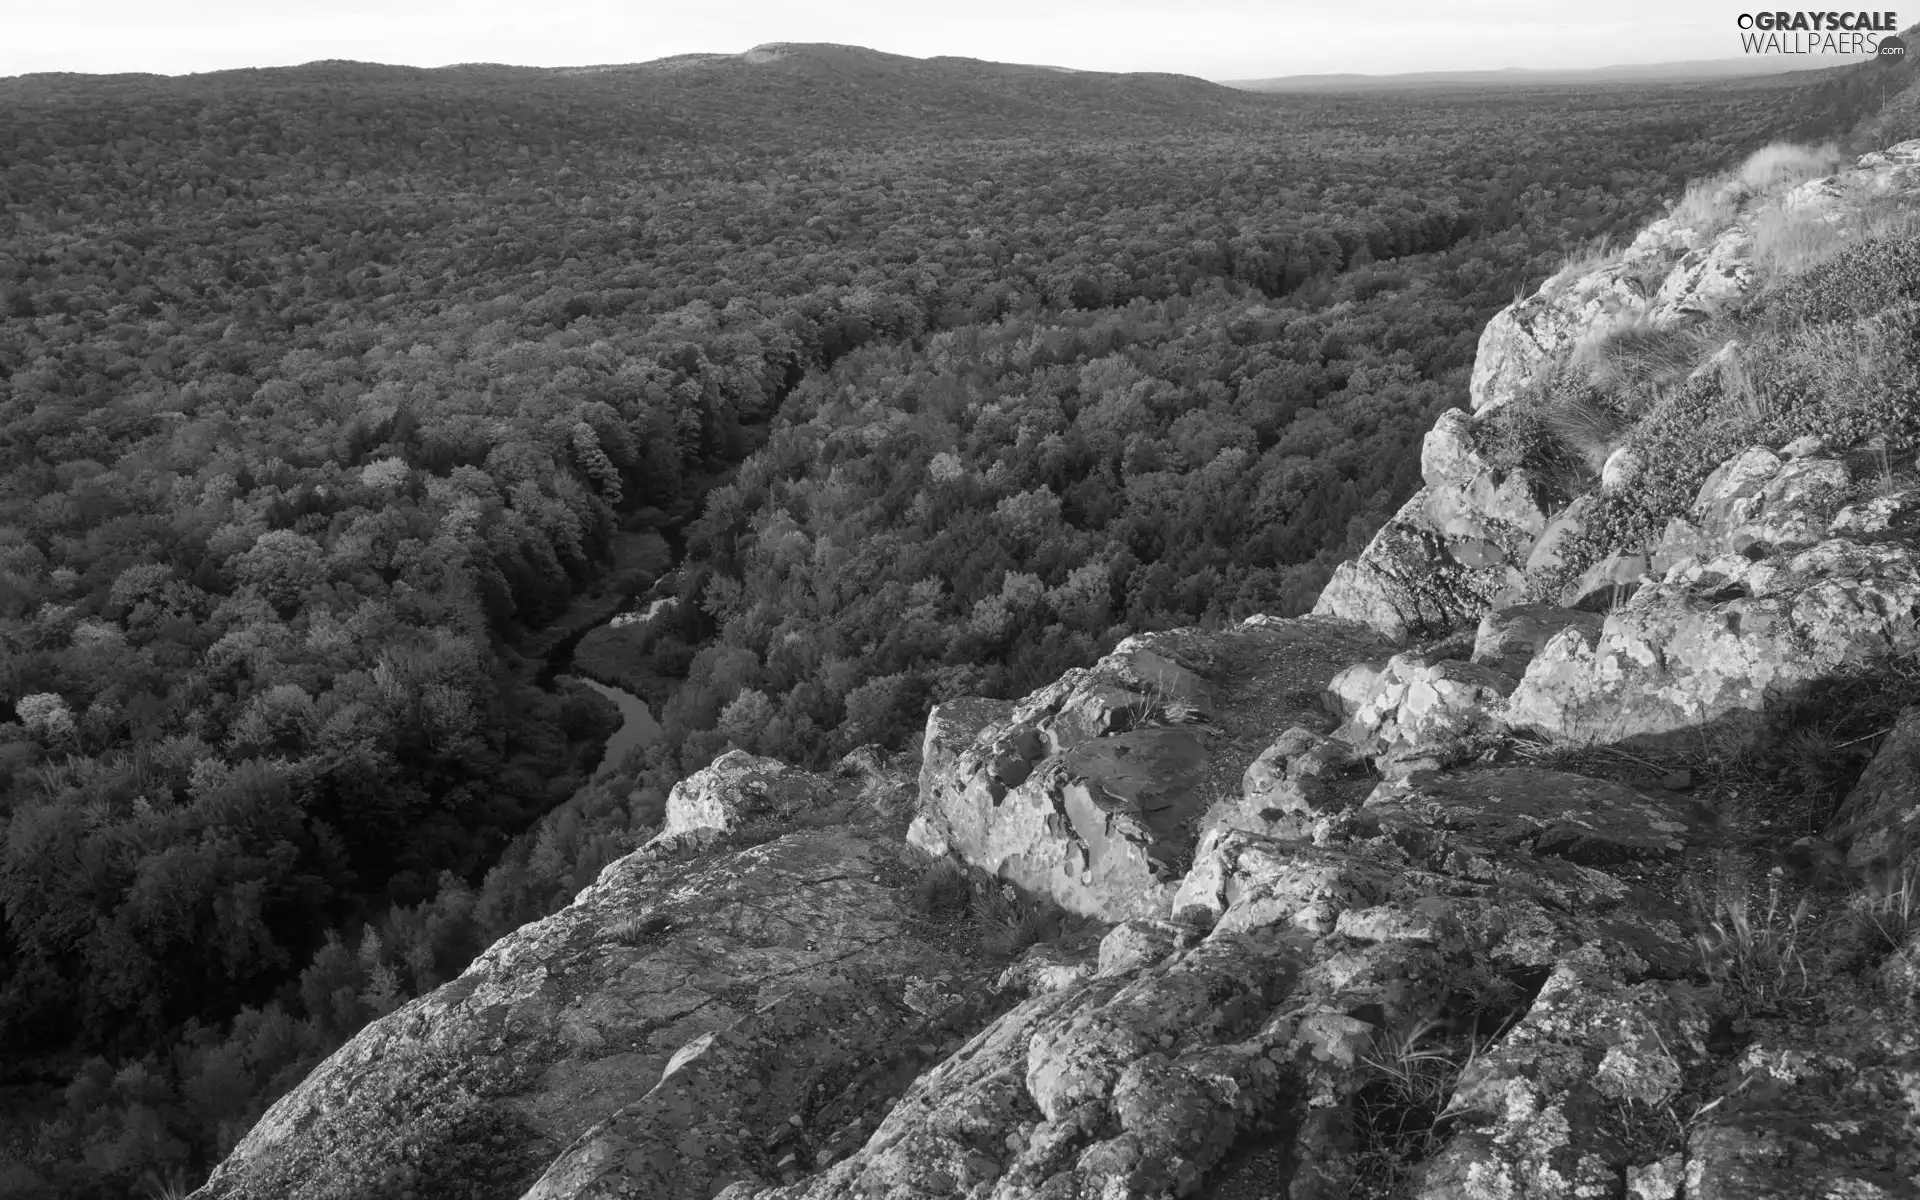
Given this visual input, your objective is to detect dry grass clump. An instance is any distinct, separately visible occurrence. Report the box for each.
[1670,176,1749,239]
[1539,386,1625,478]
[1750,191,1920,285]
[1572,314,1725,407]
[1349,1016,1481,1196]
[1851,862,1920,953]
[908,854,1066,958]
[1540,235,1624,300]
[1688,860,1817,1016]
[1735,140,1845,194]
[1669,141,1845,239]
[1538,235,1622,301]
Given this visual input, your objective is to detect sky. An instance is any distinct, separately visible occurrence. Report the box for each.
[0,0,1891,80]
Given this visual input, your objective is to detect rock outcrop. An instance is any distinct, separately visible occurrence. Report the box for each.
[194,759,1008,1200]
[194,139,1920,1200]
[1318,139,1920,644]
[909,620,1389,922]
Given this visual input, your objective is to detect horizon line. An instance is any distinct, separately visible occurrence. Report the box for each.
[0,39,1888,87]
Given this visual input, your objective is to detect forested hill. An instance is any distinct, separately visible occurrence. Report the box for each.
[1,38,1916,1200]
[0,43,1255,150]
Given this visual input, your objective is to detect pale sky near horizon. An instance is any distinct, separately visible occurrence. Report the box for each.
[0,0,1893,81]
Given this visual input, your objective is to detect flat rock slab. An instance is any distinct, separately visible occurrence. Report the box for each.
[1058,726,1210,841]
[1363,767,1711,865]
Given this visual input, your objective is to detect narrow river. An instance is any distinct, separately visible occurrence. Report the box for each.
[559,674,663,773]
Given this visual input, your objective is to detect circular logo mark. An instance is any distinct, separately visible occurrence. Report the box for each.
[1881,35,1908,57]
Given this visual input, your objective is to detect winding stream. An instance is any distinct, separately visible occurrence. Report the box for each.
[559,674,663,773]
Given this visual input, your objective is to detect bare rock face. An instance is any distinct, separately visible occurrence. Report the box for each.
[1334,649,1518,772]
[1651,447,1854,574]
[1495,440,1920,747]
[1829,488,1920,539]
[1470,259,1647,415]
[1826,706,1920,876]
[911,620,1386,922]
[1508,537,1920,746]
[1645,220,1754,326]
[1361,767,1711,867]
[1314,411,1551,640]
[192,764,1002,1200]
[730,928,1314,1200]
[725,737,1709,1200]
[1683,993,1920,1200]
[1417,953,1715,1200]
[1201,726,1364,840]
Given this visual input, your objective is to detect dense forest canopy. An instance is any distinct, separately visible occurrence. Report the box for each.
[0,42,1914,1198]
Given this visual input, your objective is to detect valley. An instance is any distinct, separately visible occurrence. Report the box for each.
[1,38,1917,1199]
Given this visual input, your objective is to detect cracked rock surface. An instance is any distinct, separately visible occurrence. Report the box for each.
[193,823,1004,1200]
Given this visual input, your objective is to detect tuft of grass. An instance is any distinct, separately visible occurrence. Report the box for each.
[1123,671,1208,730]
[1350,1014,1490,1196]
[1687,860,1816,1016]
[140,1169,193,1200]
[906,855,1066,958]
[909,857,971,919]
[1471,383,1593,506]
[1574,315,1726,410]
[1540,385,1626,476]
[969,876,1064,958]
[1541,236,1624,299]
[1734,140,1844,194]
[1671,175,1748,240]
[1668,141,1843,241]
[1751,191,1920,288]
[1851,862,1920,953]
[608,911,675,946]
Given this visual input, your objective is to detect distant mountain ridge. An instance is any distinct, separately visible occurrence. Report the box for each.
[0,42,1255,146]
[1230,54,1874,91]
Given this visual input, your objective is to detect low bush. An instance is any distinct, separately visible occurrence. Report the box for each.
[907,855,1067,958]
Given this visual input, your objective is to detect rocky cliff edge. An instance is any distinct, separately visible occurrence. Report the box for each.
[194,142,1920,1200]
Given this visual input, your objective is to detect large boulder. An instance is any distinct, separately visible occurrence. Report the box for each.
[1418,954,1715,1200]
[1507,538,1920,746]
[908,635,1216,921]
[1472,604,1605,678]
[1645,220,1754,326]
[912,620,1386,922]
[646,750,836,847]
[1651,446,1853,574]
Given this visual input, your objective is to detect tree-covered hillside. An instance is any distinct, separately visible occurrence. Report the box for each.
[0,41,1914,1199]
